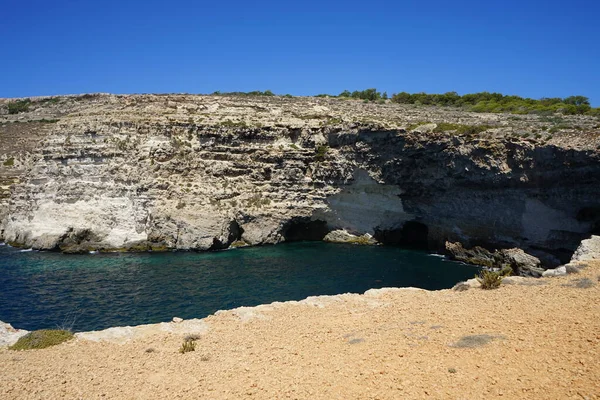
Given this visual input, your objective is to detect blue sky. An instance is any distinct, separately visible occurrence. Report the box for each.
[2,0,599,105]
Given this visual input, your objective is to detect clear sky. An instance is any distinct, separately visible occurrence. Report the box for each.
[2,0,599,105]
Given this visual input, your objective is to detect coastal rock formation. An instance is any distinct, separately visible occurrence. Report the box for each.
[323,229,377,245]
[445,241,545,277]
[1,94,599,265]
[542,266,568,277]
[571,235,600,262]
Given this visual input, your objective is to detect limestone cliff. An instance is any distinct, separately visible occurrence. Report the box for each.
[1,94,599,265]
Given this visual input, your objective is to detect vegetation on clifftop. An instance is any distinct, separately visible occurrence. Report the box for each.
[7,99,31,114]
[212,90,275,97]
[313,88,599,116]
[390,91,597,116]
[3,90,598,118]
[9,329,74,350]
[476,266,513,290]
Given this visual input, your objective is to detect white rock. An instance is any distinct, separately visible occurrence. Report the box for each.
[76,318,208,344]
[0,321,29,347]
[172,317,183,323]
[464,278,482,288]
[542,266,567,277]
[323,229,356,243]
[571,235,600,262]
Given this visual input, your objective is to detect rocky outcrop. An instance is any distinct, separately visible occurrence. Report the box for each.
[571,235,600,262]
[445,241,545,277]
[1,94,599,265]
[500,248,545,277]
[0,321,29,347]
[542,266,568,277]
[323,229,377,245]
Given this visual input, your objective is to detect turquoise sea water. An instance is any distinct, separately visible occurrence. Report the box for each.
[0,242,478,332]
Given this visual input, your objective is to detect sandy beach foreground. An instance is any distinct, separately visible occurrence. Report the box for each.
[1,262,599,400]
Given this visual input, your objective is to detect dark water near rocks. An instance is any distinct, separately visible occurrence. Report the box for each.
[0,242,478,332]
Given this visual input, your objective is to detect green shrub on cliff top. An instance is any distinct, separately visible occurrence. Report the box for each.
[7,99,31,114]
[389,91,598,116]
[212,90,275,97]
[476,270,503,289]
[476,266,512,290]
[337,88,382,101]
[9,329,74,350]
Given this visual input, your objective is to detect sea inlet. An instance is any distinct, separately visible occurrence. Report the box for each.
[0,242,478,332]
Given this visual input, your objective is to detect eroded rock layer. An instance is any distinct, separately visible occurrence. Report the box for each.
[1,94,599,264]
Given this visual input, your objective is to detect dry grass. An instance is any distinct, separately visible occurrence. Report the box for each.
[178,339,195,354]
[179,335,200,354]
[562,277,595,289]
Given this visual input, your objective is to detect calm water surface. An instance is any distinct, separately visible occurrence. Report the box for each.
[0,242,478,332]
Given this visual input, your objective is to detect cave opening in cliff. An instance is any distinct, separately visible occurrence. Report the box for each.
[283,218,329,242]
[577,206,600,235]
[374,221,429,250]
[209,220,244,250]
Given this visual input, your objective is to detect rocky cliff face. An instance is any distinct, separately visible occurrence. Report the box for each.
[1,94,599,265]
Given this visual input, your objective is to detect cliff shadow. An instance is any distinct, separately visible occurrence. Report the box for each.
[283,218,329,242]
[374,220,429,250]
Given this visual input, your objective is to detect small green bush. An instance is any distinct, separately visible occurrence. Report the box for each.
[7,99,31,114]
[9,329,74,350]
[3,158,14,167]
[315,145,329,161]
[179,336,197,354]
[477,270,502,289]
[475,268,511,290]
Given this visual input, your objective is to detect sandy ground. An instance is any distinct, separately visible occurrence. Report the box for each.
[1,263,599,400]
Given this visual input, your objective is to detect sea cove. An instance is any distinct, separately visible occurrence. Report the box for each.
[0,242,477,332]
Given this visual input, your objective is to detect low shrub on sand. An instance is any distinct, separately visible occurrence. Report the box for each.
[476,266,512,290]
[179,336,197,354]
[9,329,74,350]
